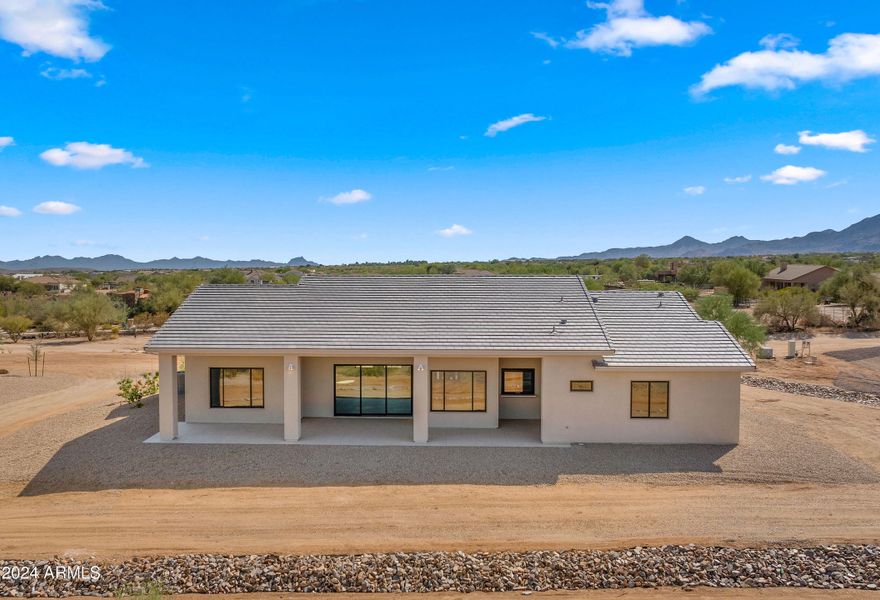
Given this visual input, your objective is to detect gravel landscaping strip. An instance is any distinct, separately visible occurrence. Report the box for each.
[743,375,880,408]
[1,545,878,596]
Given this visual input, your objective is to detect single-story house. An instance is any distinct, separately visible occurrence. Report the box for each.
[145,275,754,445]
[26,275,80,294]
[761,263,838,292]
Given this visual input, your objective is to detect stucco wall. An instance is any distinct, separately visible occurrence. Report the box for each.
[300,356,414,418]
[499,357,541,419]
[541,356,740,444]
[184,355,284,424]
[427,356,500,429]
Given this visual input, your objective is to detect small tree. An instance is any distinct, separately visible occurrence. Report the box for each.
[68,290,126,341]
[722,266,761,305]
[118,372,159,408]
[754,287,819,331]
[0,315,33,343]
[838,279,880,327]
[695,293,766,354]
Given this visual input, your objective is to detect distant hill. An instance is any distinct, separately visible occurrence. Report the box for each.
[0,254,318,272]
[561,214,880,259]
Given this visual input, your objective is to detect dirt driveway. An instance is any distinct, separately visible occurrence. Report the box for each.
[1,336,879,560]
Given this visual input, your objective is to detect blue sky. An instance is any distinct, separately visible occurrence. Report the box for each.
[1,0,879,264]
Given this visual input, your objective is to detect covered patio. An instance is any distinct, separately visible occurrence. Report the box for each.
[144,418,556,447]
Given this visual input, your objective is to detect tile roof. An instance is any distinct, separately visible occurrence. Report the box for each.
[145,275,755,369]
[589,290,755,369]
[763,264,835,281]
[145,275,612,353]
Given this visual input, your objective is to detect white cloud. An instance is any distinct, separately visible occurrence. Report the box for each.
[759,33,800,51]
[0,0,109,61]
[0,136,13,149]
[40,142,147,169]
[530,31,560,48]
[0,205,22,217]
[723,174,752,184]
[72,239,95,246]
[774,143,801,155]
[33,200,81,214]
[683,185,706,196]
[761,165,827,185]
[565,0,711,57]
[427,166,454,172]
[826,179,849,189]
[484,113,546,137]
[798,129,875,153]
[437,224,473,237]
[353,232,368,240]
[40,66,91,80]
[692,32,880,97]
[325,189,372,205]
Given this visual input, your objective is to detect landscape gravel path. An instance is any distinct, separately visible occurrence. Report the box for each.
[742,375,880,408]
[1,545,877,596]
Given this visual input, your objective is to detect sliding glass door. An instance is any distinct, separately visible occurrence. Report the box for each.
[334,364,413,416]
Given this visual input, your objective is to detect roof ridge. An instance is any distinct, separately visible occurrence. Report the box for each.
[577,275,614,352]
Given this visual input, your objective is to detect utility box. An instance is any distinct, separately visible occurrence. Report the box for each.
[757,347,774,359]
[786,340,797,358]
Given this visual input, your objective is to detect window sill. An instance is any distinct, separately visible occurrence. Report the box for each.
[500,394,538,398]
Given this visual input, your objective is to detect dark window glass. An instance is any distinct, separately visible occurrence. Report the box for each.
[630,381,669,418]
[502,369,535,395]
[430,370,487,412]
[334,365,412,416]
[209,368,265,408]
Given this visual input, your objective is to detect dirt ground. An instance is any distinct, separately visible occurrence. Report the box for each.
[1,334,879,562]
[756,331,880,394]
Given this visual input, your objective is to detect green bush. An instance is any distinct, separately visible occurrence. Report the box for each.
[118,372,160,408]
[695,294,766,354]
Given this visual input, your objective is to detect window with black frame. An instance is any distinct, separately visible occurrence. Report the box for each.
[431,370,487,412]
[630,381,669,418]
[501,368,535,395]
[209,367,264,408]
[334,364,413,416]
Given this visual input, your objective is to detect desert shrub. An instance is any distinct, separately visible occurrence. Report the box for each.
[711,262,761,305]
[118,372,159,408]
[695,293,766,354]
[0,315,33,343]
[754,287,819,332]
[208,268,246,284]
[67,290,126,341]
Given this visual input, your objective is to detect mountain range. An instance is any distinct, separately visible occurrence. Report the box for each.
[2,214,878,270]
[560,214,880,259]
[0,255,317,272]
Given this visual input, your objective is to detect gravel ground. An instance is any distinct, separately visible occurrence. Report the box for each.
[0,374,80,407]
[743,376,880,408]
[1,388,877,495]
[1,545,877,596]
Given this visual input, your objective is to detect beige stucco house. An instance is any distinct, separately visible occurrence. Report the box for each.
[145,275,754,445]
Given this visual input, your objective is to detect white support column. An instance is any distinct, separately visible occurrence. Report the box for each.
[158,353,179,441]
[413,355,429,443]
[283,355,302,441]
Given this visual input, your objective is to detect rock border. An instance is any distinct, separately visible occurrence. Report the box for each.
[2,545,878,596]
[743,375,880,408]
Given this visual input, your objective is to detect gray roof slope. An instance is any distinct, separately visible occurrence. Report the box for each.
[590,290,755,369]
[145,275,612,352]
[763,264,835,281]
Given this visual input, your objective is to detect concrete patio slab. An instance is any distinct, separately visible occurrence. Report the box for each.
[144,418,559,447]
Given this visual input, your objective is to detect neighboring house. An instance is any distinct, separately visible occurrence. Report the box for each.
[11,273,42,280]
[761,264,838,292]
[654,260,687,284]
[244,270,272,285]
[110,287,151,307]
[26,275,80,294]
[146,276,753,446]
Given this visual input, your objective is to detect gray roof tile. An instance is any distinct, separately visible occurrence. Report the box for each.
[146,275,611,353]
